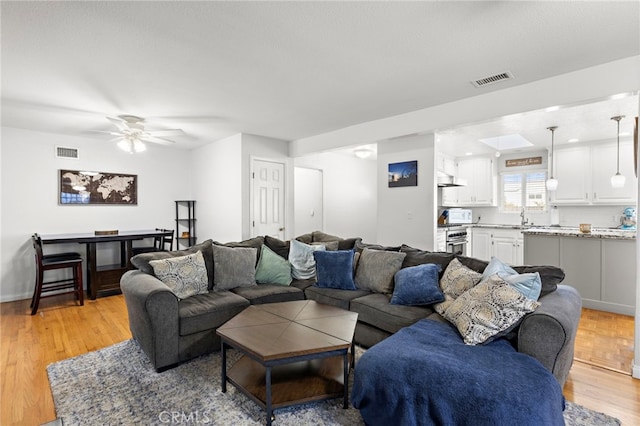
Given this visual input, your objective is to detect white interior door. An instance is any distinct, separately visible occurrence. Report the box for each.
[252,159,285,239]
[294,167,323,236]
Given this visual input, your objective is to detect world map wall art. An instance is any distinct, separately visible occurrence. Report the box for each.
[59,170,137,205]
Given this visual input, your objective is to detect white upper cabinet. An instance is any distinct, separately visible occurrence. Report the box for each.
[455,156,496,206]
[591,140,637,204]
[551,141,637,205]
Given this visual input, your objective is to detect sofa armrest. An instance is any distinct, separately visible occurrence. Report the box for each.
[517,284,582,387]
[120,270,180,371]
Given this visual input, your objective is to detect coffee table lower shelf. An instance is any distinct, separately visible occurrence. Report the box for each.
[223,351,349,425]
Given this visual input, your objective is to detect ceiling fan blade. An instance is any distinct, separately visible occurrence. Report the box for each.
[148,129,185,137]
[139,135,175,145]
[106,116,130,131]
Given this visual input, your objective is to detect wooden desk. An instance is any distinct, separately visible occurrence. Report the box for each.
[40,229,173,300]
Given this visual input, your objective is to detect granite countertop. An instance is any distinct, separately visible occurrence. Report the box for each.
[522,227,636,240]
[471,224,533,230]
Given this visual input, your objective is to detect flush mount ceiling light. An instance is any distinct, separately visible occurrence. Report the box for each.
[610,115,626,188]
[353,148,373,159]
[546,126,558,191]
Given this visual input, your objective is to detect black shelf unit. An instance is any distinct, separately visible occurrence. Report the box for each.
[175,200,196,249]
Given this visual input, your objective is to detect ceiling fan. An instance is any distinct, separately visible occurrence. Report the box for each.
[100,115,185,153]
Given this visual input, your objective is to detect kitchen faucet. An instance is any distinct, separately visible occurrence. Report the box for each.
[520,208,529,226]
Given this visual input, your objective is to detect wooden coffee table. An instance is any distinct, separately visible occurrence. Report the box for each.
[217,300,358,426]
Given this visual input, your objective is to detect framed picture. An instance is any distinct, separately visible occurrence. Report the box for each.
[388,160,418,187]
[59,170,137,205]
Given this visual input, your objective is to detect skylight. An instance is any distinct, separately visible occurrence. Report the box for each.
[479,134,533,151]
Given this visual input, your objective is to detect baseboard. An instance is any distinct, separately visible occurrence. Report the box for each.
[632,362,640,379]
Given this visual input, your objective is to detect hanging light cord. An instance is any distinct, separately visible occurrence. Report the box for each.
[615,117,620,174]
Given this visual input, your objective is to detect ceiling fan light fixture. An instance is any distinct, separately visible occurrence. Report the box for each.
[134,140,146,153]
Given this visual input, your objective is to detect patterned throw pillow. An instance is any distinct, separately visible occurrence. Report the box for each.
[255,245,292,286]
[289,239,326,280]
[354,248,406,294]
[149,251,208,299]
[442,274,541,345]
[434,257,482,315]
[212,244,258,290]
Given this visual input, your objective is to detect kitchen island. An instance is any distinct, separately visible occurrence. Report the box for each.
[523,227,636,315]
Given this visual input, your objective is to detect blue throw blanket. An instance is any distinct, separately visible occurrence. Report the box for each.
[352,319,564,426]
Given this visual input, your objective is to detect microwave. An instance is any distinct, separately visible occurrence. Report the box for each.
[440,209,472,225]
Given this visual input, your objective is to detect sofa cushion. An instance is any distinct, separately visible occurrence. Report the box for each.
[311,231,362,250]
[355,240,402,253]
[304,286,371,310]
[400,248,455,275]
[442,274,541,345]
[313,249,357,290]
[131,239,215,289]
[230,284,304,305]
[295,233,313,244]
[212,245,257,291]
[149,252,209,300]
[434,257,482,316]
[482,257,541,301]
[289,239,326,280]
[354,248,406,294]
[290,278,316,291]
[214,236,264,263]
[390,263,444,306]
[178,290,250,336]
[350,293,433,335]
[255,245,292,286]
[264,235,290,259]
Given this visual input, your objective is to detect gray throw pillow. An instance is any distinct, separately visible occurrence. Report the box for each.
[212,244,257,291]
[149,251,208,300]
[354,248,406,294]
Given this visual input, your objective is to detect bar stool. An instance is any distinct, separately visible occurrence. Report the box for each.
[132,228,174,255]
[30,234,84,315]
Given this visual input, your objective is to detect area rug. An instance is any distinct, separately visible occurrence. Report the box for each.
[47,339,621,425]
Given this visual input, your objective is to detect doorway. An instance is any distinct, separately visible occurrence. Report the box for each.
[294,167,323,236]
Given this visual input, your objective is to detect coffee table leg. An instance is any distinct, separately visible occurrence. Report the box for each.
[221,342,227,393]
[343,352,349,409]
[266,366,273,426]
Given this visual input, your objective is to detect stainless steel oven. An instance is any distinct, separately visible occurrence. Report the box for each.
[443,226,469,256]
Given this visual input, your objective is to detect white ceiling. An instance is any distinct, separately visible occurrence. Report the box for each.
[1,1,639,152]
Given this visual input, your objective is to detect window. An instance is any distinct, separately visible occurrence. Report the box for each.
[501,171,547,212]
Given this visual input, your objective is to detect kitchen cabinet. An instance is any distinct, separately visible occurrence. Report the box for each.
[471,227,523,265]
[438,153,459,206]
[524,234,636,315]
[551,141,637,205]
[448,156,496,206]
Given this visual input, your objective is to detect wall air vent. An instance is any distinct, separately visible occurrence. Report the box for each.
[55,146,79,159]
[471,71,514,88]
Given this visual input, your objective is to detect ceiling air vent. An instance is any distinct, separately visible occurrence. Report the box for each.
[471,71,514,88]
[55,146,79,159]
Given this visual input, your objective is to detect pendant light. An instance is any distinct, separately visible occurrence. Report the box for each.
[546,126,558,191]
[610,115,625,188]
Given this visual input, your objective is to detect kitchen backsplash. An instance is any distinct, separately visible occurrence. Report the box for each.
[471,205,632,228]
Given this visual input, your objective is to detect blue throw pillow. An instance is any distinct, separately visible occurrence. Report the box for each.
[390,263,444,306]
[482,257,542,300]
[313,250,357,290]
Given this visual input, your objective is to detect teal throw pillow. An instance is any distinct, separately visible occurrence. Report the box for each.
[313,250,357,290]
[482,257,542,300]
[390,263,444,306]
[255,245,292,286]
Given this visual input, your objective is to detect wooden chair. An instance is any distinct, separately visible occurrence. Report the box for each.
[132,228,174,255]
[30,234,84,315]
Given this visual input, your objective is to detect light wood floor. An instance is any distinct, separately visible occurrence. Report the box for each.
[1,295,639,425]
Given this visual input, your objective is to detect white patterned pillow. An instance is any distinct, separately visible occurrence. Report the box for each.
[149,251,209,299]
[434,258,482,315]
[442,274,541,345]
[289,239,326,280]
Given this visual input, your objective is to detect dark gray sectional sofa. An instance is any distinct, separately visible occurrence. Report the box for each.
[120,231,581,386]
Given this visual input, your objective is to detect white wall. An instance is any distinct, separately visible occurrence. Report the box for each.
[0,127,191,302]
[294,167,323,236]
[377,134,436,250]
[191,134,243,244]
[294,152,377,243]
